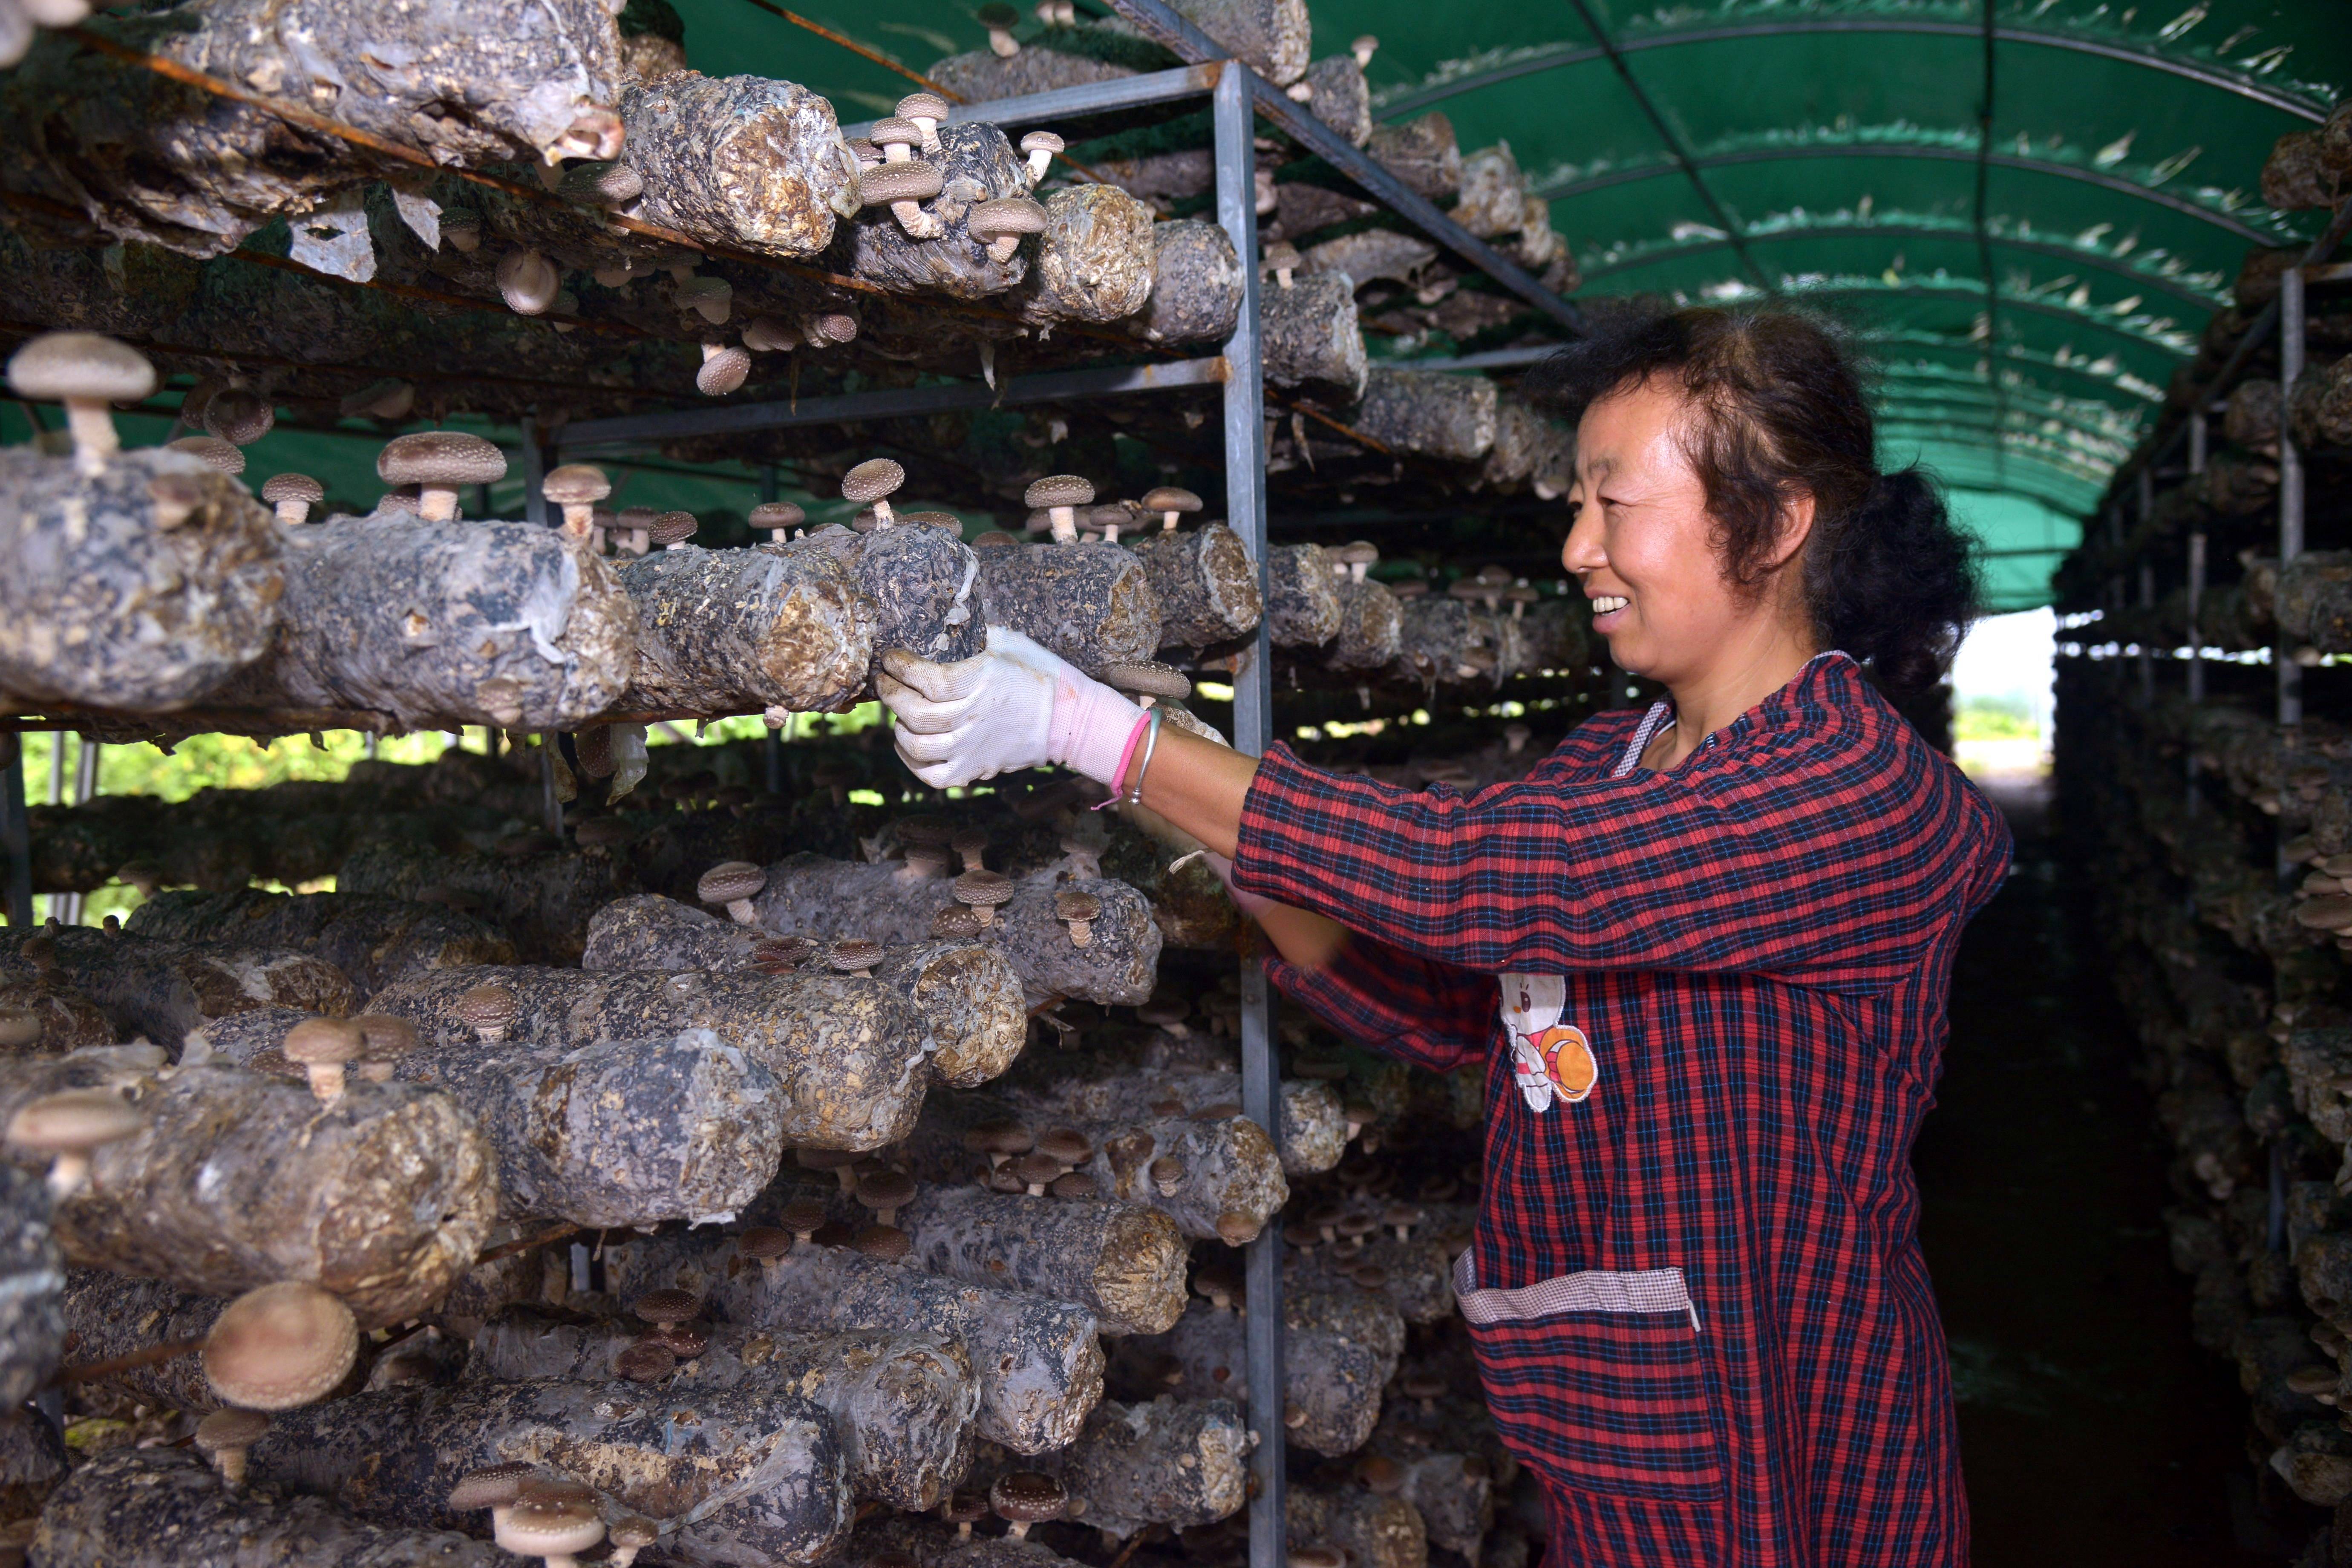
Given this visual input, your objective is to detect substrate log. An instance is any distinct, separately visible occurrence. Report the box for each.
[617,70,858,258]
[1030,1395,1248,1538]
[1288,1484,1427,1568]
[1260,274,1368,401]
[1303,229,1435,290]
[1325,578,1404,672]
[33,1447,510,1568]
[467,1308,977,1509]
[752,857,1161,1008]
[1266,543,1343,648]
[617,540,872,715]
[975,541,1165,674]
[1381,1447,1491,1560]
[1481,395,1573,495]
[0,1164,60,1409]
[581,896,1026,1089]
[848,1519,1091,1568]
[336,840,639,966]
[897,1186,1186,1336]
[600,1231,1105,1455]
[1098,821,1239,953]
[1392,597,1484,689]
[1348,368,1497,461]
[0,981,111,1055]
[1146,1288,1403,1456]
[851,524,989,673]
[0,926,354,1050]
[1453,144,1528,238]
[1005,1068,1346,1177]
[225,511,639,731]
[1305,54,1373,147]
[2277,552,2352,652]
[249,1376,850,1565]
[125,888,514,998]
[1366,114,1462,199]
[0,1409,66,1524]
[0,1056,496,1328]
[1133,220,1242,346]
[1015,184,1158,326]
[0,447,282,713]
[829,122,1029,300]
[369,963,931,1150]
[0,0,623,257]
[929,39,1149,104]
[1290,1235,1455,1326]
[57,1270,224,1412]
[1127,526,1263,652]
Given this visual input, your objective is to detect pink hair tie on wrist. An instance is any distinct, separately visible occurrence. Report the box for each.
[1092,712,1155,810]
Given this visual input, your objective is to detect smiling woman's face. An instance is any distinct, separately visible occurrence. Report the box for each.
[1562,377,1803,687]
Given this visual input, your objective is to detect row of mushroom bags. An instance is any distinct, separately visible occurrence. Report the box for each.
[0,712,1559,1568]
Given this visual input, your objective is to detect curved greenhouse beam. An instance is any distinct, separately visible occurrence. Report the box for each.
[1741,277,2199,359]
[1575,219,2226,305]
[1871,397,2139,458]
[1868,383,2148,449]
[1861,331,2168,403]
[1875,415,2121,476]
[1535,142,2284,244]
[1375,20,2331,124]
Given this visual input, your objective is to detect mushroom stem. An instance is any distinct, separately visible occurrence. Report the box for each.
[558,502,594,541]
[273,499,308,526]
[891,199,944,239]
[46,1151,92,1201]
[626,527,649,555]
[724,898,758,926]
[1025,148,1053,182]
[301,1062,346,1104]
[1160,509,1180,532]
[873,499,895,526]
[62,398,121,476]
[883,141,913,164]
[1064,917,1092,947]
[1007,1523,1034,1542]
[1275,264,1294,288]
[1048,504,1077,544]
[417,484,460,524]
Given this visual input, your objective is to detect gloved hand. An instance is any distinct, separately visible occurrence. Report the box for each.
[879,627,1147,790]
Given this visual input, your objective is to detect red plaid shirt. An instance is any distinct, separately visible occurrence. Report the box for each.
[1234,654,2009,1568]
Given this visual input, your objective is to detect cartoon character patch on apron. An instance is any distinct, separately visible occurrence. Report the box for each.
[1499,971,1599,1113]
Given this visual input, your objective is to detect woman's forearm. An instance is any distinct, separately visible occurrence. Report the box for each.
[1118,724,1349,969]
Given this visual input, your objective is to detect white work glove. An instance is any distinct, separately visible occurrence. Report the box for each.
[879,627,1147,791]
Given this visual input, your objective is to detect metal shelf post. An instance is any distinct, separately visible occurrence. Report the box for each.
[1211,60,1286,1568]
[2278,263,2306,886]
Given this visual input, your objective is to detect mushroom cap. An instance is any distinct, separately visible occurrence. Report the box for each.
[542,464,611,504]
[6,1089,141,1154]
[968,196,1049,241]
[851,1223,913,1262]
[169,435,245,474]
[750,500,806,528]
[1382,1202,1425,1227]
[830,937,886,973]
[1053,888,1103,922]
[1050,1170,1098,1199]
[1356,1454,1405,1493]
[859,161,945,204]
[1389,579,1428,599]
[1020,130,1065,154]
[931,905,987,938]
[896,92,950,122]
[1007,1151,1065,1189]
[378,430,505,487]
[1139,485,1202,513]
[898,815,954,846]
[1291,1548,1348,1568]
[611,1518,661,1550]
[615,1340,677,1381]
[739,1225,793,1260]
[260,472,325,505]
[0,1008,41,1050]
[1213,1211,1257,1245]
[964,1118,1035,1156]
[1260,239,1303,269]
[841,458,907,504]
[496,1495,605,1559]
[193,1407,271,1453]
[698,860,767,904]
[698,346,752,397]
[753,934,818,968]
[902,510,964,531]
[1400,1370,1446,1398]
[777,1197,830,1234]
[1329,539,1379,565]
[455,984,519,1029]
[1148,1155,1185,1182]
[857,1167,917,1208]
[990,1470,1068,1524]
[617,504,659,528]
[281,1016,365,1068]
[203,387,273,445]
[447,1460,538,1510]
[870,116,924,146]
[1024,474,1094,509]
[1098,660,1190,699]
[649,510,699,546]
[574,816,634,847]
[632,1287,702,1326]
[1035,1126,1092,1165]
[202,1282,358,1410]
[953,869,1015,907]
[808,311,861,344]
[351,1015,421,1058]
[942,1489,991,1523]
[6,332,155,404]
[951,827,989,857]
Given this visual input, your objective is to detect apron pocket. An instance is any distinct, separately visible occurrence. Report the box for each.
[1455,1253,1724,1504]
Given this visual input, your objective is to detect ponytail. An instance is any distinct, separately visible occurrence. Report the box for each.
[1807,466,1980,697]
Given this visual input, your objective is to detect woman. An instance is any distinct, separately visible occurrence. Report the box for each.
[881,305,2010,1566]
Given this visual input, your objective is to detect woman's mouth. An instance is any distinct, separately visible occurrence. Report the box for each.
[1590,594,1629,627]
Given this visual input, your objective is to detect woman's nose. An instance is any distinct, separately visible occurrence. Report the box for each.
[1561,502,1604,575]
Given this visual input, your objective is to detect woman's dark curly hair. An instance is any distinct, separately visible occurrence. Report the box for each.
[1524,302,1980,696]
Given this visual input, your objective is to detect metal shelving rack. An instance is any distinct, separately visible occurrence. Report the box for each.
[1,8,1582,1565]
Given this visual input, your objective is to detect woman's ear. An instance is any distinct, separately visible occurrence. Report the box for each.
[1764,490,1816,572]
